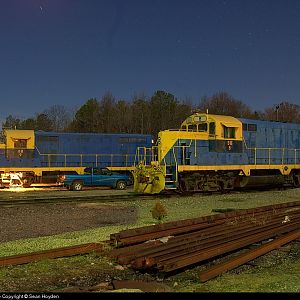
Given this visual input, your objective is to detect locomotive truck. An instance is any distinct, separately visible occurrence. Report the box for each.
[0,129,152,187]
[134,113,300,194]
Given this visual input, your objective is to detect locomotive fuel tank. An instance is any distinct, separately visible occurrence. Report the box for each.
[237,175,286,188]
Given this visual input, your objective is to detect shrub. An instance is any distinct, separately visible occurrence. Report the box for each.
[151,201,167,223]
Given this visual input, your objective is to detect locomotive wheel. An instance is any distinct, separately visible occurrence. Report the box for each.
[22,176,34,188]
[178,178,188,193]
[293,175,300,187]
[71,181,83,191]
[116,180,127,190]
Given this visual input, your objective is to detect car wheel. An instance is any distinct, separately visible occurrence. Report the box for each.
[116,180,127,190]
[71,181,83,191]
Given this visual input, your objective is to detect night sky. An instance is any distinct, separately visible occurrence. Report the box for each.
[1,0,300,122]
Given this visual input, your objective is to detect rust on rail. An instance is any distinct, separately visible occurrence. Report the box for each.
[0,242,104,267]
[199,228,300,282]
[109,201,300,277]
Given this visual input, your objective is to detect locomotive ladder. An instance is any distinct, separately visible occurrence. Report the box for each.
[164,148,178,190]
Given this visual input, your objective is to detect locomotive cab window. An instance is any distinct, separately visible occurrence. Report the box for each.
[181,125,187,131]
[188,124,197,132]
[13,139,28,149]
[198,123,207,132]
[209,122,215,135]
[223,126,236,139]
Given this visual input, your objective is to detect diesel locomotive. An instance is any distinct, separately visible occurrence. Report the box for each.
[134,113,300,194]
[0,129,152,186]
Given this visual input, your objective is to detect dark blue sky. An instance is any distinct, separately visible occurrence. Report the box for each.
[1,0,300,121]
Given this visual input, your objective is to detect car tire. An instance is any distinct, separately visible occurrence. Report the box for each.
[71,181,83,191]
[116,180,127,190]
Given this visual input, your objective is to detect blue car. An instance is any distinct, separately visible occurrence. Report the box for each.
[58,167,132,191]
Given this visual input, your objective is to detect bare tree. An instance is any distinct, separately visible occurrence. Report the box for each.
[263,102,300,123]
[44,105,72,132]
[197,92,254,118]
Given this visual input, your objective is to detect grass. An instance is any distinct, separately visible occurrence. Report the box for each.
[0,188,299,292]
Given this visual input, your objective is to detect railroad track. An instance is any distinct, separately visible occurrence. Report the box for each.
[0,186,298,207]
[0,193,167,207]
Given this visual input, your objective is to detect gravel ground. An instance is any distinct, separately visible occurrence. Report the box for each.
[0,202,138,243]
[1,186,299,244]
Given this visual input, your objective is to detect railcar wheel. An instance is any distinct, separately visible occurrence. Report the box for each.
[71,181,83,191]
[116,180,127,190]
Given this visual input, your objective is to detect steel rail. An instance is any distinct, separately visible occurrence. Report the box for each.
[115,211,300,265]
[125,214,300,267]
[111,204,300,246]
[0,243,104,267]
[151,214,300,264]
[113,209,298,262]
[157,222,300,272]
[111,201,300,242]
[198,228,300,282]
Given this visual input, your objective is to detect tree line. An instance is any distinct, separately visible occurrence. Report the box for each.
[2,90,300,139]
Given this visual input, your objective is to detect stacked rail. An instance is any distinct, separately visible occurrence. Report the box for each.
[109,201,300,278]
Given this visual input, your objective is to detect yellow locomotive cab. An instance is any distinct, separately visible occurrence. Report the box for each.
[2,129,35,150]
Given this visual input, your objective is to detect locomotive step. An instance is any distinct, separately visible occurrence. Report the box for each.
[165,185,177,189]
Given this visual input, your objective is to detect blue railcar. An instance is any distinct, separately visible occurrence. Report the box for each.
[133,113,300,194]
[0,129,152,185]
